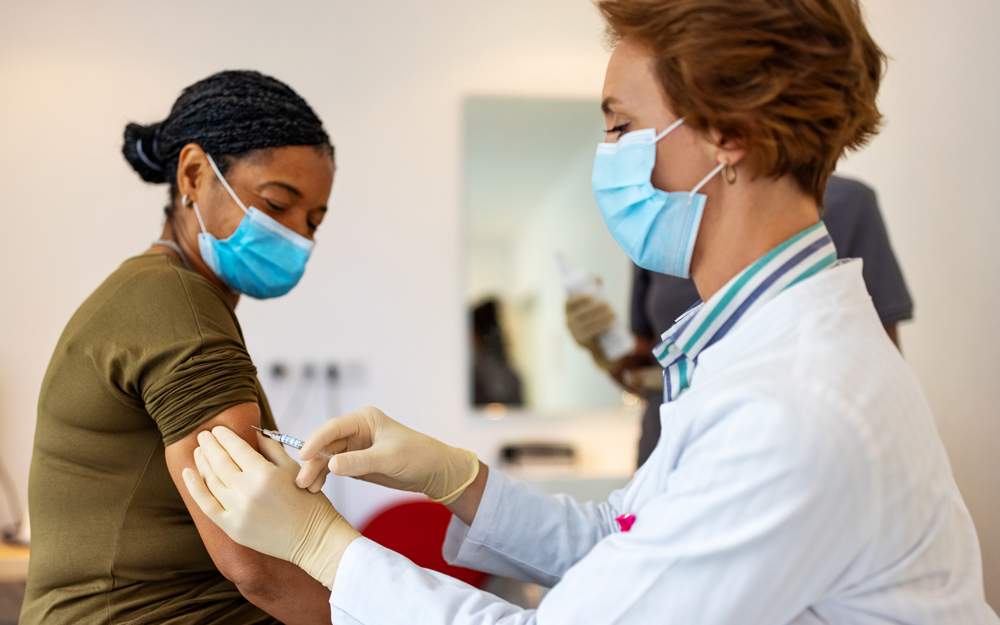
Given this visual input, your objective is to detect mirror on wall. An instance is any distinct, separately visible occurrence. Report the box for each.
[463,96,639,417]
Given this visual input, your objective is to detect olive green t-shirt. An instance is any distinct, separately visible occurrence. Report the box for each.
[21,254,281,625]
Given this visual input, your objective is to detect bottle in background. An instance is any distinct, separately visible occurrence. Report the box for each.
[557,253,636,362]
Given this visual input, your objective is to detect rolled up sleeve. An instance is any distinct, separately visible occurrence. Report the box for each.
[142,348,258,446]
[130,264,261,446]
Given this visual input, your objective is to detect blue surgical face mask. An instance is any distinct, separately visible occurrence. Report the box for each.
[592,118,723,278]
[192,154,315,299]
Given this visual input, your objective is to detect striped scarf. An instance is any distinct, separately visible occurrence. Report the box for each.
[654,221,838,402]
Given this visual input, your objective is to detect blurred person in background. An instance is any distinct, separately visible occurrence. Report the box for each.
[471,299,524,407]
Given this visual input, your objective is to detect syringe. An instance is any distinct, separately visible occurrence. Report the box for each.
[252,426,334,460]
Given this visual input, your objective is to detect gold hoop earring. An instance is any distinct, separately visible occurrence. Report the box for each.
[723,164,737,184]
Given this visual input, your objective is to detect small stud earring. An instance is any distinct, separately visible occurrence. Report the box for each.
[723,163,737,184]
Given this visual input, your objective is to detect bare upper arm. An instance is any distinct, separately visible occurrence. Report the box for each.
[884,323,899,349]
[164,402,273,589]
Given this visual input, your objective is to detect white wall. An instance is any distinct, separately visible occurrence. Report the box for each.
[0,0,998,610]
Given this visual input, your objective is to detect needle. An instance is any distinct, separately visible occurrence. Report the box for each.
[252,425,334,460]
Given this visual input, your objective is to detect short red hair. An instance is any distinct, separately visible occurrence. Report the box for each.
[597,0,885,205]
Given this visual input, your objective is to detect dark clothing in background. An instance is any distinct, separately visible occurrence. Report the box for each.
[471,299,524,406]
[823,177,914,325]
[473,354,524,405]
[631,175,914,467]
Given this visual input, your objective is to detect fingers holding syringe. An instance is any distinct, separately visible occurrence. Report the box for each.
[304,470,328,494]
[295,456,331,492]
[296,444,387,490]
[296,411,370,488]
[299,412,369,461]
[295,438,345,489]
[325,446,396,482]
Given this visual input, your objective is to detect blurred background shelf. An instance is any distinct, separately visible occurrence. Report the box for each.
[0,543,27,625]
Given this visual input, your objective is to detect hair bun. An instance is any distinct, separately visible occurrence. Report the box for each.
[122,122,168,184]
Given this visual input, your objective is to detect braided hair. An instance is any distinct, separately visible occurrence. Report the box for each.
[122,70,332,216]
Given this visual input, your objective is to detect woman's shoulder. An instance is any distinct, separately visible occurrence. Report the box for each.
[108,254,233,316]
[111,253,214,291]
[75,253,241,344]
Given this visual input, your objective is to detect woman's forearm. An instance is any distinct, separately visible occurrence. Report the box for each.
[238,554,332,625]
[445,461,488,526]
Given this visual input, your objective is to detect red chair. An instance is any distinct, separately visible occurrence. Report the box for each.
[360,500,489,588]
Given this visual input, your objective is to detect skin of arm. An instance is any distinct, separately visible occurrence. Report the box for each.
[445,461,489,527]
[165,402,332,625]
[608,334,658,393]
[884,323,899,348]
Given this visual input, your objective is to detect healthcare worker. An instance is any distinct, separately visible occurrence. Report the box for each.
[566,174,915,468]
[185,0,999,623]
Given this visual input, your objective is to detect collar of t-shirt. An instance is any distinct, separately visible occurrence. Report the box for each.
[653,221,838,403]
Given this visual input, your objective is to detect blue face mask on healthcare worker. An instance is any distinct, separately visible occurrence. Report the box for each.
[592,118,724,279]
[191,154,315,299]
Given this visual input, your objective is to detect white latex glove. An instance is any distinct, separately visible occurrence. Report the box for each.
[255,431,331,494]
[295,406,479,506]
[565,293,619,369]
[565,293,615,347]
[182,426,361,589]
[255,431,300,476]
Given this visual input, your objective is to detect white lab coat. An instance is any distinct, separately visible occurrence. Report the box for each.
[329,261,999,624]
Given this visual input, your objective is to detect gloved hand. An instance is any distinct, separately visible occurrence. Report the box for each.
[565,293,618,369]
[255,430,331,493]
[255,431,300,475]
[295,406,480,506]
[182,427,361,589]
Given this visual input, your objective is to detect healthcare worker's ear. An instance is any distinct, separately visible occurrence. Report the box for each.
[706,129,747,185]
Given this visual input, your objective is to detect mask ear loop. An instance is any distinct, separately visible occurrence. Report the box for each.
[689,163,726,199]
[205,153,249,215]
[191,201,209,234]
[190,197,239,295]
[654,118,686,142]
